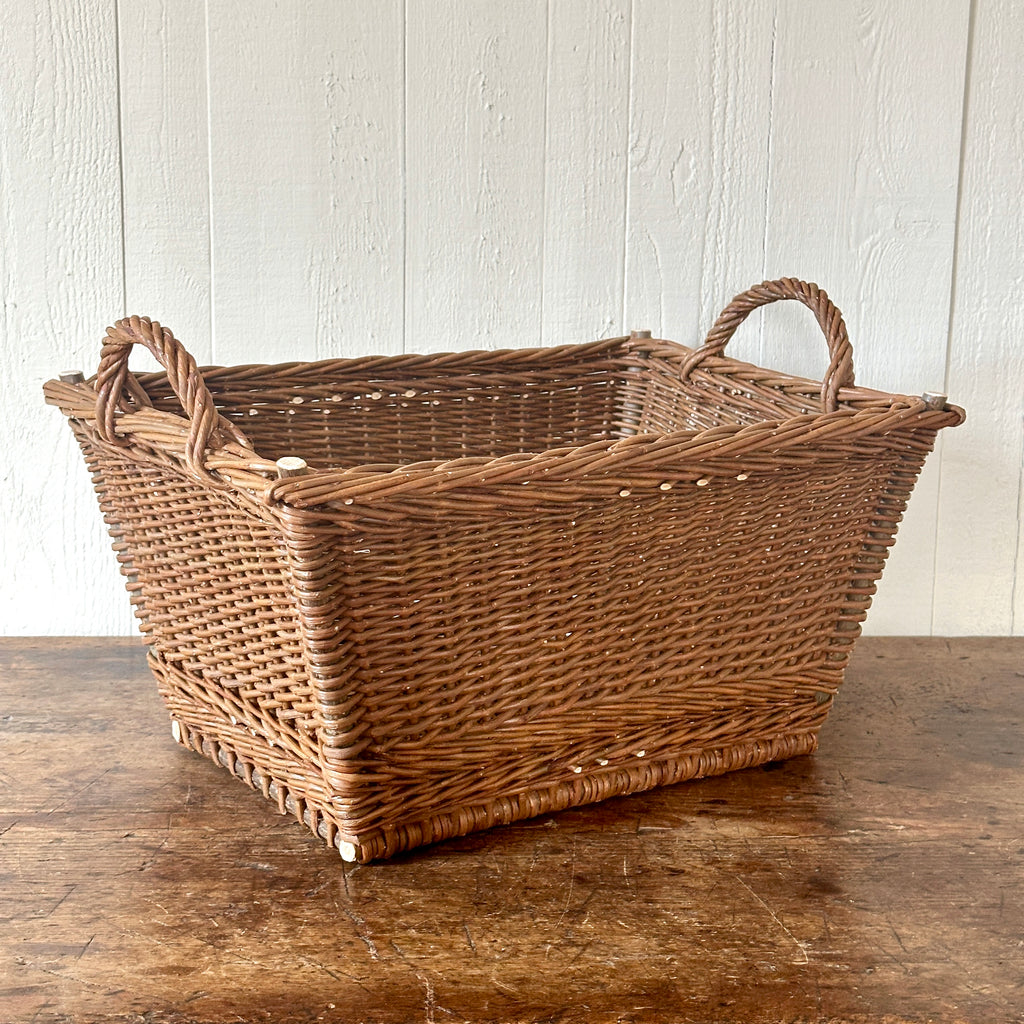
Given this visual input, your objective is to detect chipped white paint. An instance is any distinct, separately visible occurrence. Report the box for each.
[2,1,1021,636]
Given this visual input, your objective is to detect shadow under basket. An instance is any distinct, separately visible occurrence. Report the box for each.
[44,279,964,862]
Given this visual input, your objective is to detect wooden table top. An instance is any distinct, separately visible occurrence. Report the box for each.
[1,636,1021,1024]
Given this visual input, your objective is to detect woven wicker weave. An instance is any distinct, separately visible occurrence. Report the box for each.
[44,279,964,862]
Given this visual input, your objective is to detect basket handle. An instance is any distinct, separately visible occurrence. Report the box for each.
[95,316,251,480]
[681,278,855,413]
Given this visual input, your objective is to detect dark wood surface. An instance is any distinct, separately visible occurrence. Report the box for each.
[1,637,1021,1024]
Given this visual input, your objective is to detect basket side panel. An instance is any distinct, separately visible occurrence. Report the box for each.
[312,436,935,857]
[68,424,323,776]
[623,351,830,434]
[142,360,638,468]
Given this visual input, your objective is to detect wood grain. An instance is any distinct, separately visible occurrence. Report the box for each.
[1,637,1021,1022]
[934,0,1024,635]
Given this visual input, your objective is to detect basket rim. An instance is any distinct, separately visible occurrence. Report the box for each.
[43,336,965,509]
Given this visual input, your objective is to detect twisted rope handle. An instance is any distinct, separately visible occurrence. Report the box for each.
[95,316,251,482]
[681,278,856,413]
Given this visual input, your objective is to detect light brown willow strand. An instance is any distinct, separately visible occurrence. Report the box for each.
[44,279,964,862]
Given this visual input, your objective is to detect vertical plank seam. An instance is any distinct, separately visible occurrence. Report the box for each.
[539,0,551,346]
[931,0,977,634]
[402,0,409,354]
[204,0,217,362]
[695,2,715,333]
[619,0,634,332]
[113,0,127,319]
[697,6,716,334]
[943,0,977,396]
[758,1,779,367]
[1013,419,1024,633]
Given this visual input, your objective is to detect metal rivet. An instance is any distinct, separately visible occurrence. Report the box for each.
[921,391,948,410]
[59,370,85,384]
[630,329,652,340]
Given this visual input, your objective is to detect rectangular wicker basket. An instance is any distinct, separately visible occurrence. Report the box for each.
[44,279,964,862]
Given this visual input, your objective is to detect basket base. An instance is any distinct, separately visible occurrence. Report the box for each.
[168,711,819,863]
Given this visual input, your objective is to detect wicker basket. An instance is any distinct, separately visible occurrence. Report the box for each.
[44,279,964,862]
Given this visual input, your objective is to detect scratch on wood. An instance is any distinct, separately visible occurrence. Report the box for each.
[887,918,910,956]
[527,838,541,874]
[342,907,378,960]
[46,767,115,814]
[734,876,810,964]
[463,922,476,953]
[490,976,519,999]
[569,940,594,965]
[554,835,578,929]
[297,954,372,993]
[41,884,76,918]
[419,973,436,1024]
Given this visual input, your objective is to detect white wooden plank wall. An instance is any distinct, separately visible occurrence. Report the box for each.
[406,0,548,352]
[1,0,135,635]
[2,0,1021,637]
[761,1,970,633]
[934,0,1024,634]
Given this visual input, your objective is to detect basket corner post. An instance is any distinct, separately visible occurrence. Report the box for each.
[278,518,375,852]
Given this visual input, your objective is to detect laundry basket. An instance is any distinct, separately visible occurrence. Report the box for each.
[44,279,964,862]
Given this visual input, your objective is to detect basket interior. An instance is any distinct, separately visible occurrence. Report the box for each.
[139,344,823,470]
